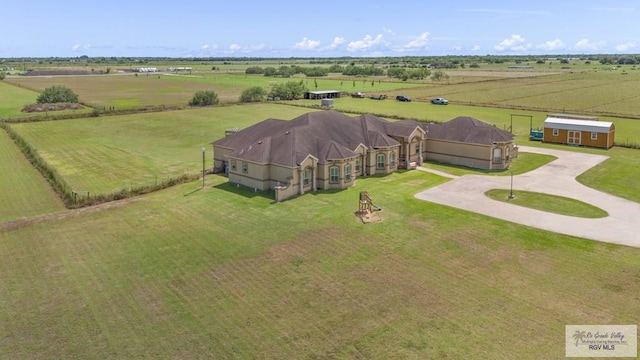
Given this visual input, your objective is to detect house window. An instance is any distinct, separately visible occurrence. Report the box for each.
[303,168,310,186]
[231,160,237,171]
[591,132,598,140]
[344,164,352,182]
[355,158,361,173]
[493,148,502,164]
[390,152,396,167]
[506,147,510,161]
[553,128,559,136]
[376,154,386,169]
[242,162,248,174]
[329,166,339,183]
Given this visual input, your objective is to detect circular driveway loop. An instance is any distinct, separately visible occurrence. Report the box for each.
[415,146,640,247]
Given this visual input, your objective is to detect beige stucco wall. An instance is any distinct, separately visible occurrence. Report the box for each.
[425,140,490,169]
[425,140,514,170]
[228,162,270,190]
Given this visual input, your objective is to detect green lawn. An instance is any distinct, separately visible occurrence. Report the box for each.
[0,128,65,221]
[1,171,638,359]
[11,104,320,195]
[485,189,608,218]
[0,81,39,118]
[2,69,640,359]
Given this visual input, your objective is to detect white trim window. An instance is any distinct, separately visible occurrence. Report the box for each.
[344,164,352,182]
[390,152,396,167]
[376,153,386,169]
[553,128,559,136]
[493,148,502,164]
[242,162,248,174]
[355,158,361,173]
[303,168,310,186]
[329,166,339,183]
[231,160,237,171]
[591,132,598,140]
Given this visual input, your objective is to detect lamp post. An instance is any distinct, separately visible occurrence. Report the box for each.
[201,147,206,189]
[508,171,515,199]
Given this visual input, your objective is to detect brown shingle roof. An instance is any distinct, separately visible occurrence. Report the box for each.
[425,116,513,145]
[212,110,416,167]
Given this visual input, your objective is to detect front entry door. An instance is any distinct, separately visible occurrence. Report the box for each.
[568,130,581,145]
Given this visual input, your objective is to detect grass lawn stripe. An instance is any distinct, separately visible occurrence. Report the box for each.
[0,128,65,221]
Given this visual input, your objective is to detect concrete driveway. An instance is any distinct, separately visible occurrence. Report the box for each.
[414,146,640,248]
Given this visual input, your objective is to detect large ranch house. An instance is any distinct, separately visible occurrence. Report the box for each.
[211,110,516,201]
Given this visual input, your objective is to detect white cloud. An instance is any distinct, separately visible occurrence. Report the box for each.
[536,39,565,51]
[383,27,395,35]
[201,44,218,51]
[615,42,636,52]
[573,38,606,52]
[451,46,462,52]
[293,37,320,51]
[346,34,387,52]
[494,34,531,52]
[226,43,266,53]
[471,45,481,51]
[404,32,430,50]
[327,36,346,50]
[71,44,91,52]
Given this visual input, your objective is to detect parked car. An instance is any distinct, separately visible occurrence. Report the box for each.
[351,92,365,98]
[430,97,449,105]
[369,94,387,100]
[396,95,411,102]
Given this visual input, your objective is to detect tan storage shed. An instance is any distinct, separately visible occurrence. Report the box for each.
[543,115,615,149]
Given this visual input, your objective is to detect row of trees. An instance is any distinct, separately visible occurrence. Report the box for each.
[245,65,329,77]
[245,63,456,81]
[189,81,308,107]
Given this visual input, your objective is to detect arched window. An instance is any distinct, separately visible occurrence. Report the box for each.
[493,148,502,164]
[355,158,361,173]
[376,153,386,169]
[390,152,396,167]
[344,164,352,182]
[329,166,339,183]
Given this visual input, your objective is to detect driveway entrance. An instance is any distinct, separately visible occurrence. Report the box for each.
[415,146,640,248]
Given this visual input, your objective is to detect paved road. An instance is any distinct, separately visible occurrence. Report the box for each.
[415,146,640,248]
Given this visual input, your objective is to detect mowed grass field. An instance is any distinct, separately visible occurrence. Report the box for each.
[303,96,640,145]
[0,81,39,118]
[5,73,424,109]
[11,104,319,195]
[1,171,639,359]
[2,66,640,359]
[10,102,640,202]
[0,129,65,221]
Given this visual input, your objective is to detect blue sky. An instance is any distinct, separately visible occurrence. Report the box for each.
[2,0,638,57]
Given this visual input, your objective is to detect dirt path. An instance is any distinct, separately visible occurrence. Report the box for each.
[0,197,141,232]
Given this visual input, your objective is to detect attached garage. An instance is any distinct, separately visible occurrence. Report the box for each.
[543,115,615,149]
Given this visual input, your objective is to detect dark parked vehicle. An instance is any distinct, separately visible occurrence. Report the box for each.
[430,97,449,105]
[396,95,411,102]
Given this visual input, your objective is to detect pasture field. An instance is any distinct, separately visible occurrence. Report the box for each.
[1,170,639,359]
[0,81,39,118]
[301,97,640,145]
[5,73,424,109]
[9,102,640,202]
[2,61,640,358]
[0,128,65,221]
[10,104,319,195]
